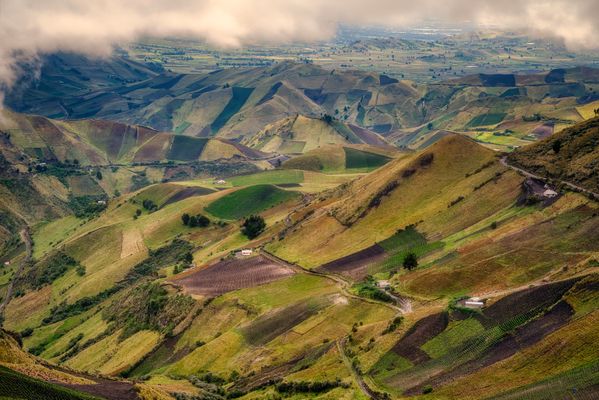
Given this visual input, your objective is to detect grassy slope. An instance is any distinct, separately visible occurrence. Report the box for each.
[269,134,517,268]
[507,116,599,193]
[205,184,301,220]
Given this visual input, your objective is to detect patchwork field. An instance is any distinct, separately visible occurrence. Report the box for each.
[170,255,296,296]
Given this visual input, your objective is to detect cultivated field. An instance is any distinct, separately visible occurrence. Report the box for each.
[171,255,296,296]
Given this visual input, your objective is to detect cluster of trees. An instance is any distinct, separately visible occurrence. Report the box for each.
[276,380,348,394]
[241,215,266,239]
[142,199,158,212]
[181,213,210,227]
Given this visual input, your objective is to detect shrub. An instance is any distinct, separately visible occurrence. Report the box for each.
[242,215,266,239]
[382,316,403,334]
[403,252,418,271]
[142,199,158,212]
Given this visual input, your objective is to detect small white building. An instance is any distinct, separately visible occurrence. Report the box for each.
[97,200,107,205]
[215,179,226,185]
[3,261,9,266]
[240,249,253,256]
[377,280,391,289]
[464,297,485,309]
[543,189,558,198]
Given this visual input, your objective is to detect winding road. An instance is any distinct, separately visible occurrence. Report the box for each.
[261,249,403,399]
[500,156,599,198]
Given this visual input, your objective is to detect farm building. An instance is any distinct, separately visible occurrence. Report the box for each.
[239,249,253,256]
[464,296,485,309]
[215,179,226,185]
[377,280,391,289]
[543,189,558,198]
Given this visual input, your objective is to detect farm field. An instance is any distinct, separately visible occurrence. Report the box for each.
[170,254,296,296]
[204,184,301,219]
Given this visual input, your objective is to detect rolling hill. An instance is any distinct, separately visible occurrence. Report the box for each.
[507,116,599,194]
[1,125,596,399]
[7,56,599,153]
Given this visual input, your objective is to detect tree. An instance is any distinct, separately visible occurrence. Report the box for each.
[95,170,103,180]
[403,252,418,271]
[427,122,433,130]
[182,213,190,226]
[196,214,210,227]
[242,215,266,239]
[552,139,562,154]
[183,252,193,265]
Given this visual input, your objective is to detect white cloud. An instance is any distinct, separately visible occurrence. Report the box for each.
[1,0,598,90]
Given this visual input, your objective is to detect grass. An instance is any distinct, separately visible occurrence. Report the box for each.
[66,329,161,375]
[0,366,99,400]
[370,352,413,382]
[344,147,391,171]
[32,215,81,259]
[377,241,444,275]
[467,113,507,127]
[174,121,191,134]
[211,87,254,133]
[166,136,208,161]
[420,318,486,359]
[205,184,300,220]
[229,170,304,187]
[379,226,427,253]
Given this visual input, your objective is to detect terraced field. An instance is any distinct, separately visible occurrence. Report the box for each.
[368,276,599,398]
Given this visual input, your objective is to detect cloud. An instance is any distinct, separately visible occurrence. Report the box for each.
[1,0,599,90]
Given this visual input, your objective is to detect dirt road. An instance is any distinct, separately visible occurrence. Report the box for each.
[500,157,599,198]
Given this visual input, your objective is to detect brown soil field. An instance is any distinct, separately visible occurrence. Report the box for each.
[477,278,579,328]
[391,312,449,364]
[133,133,171,162]
[404,301,574,395]
[171,255,296,296]
[348,124,393,148]
[161,186,215,207]
[317,244,387,280]
[218,138,268,159]
[64,379,139,400]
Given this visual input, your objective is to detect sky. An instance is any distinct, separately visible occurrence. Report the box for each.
[1,0,598,93]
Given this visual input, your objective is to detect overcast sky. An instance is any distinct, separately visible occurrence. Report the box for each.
[1,0,598,91]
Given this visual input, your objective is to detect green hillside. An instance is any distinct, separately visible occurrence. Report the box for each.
[205,184,301,219]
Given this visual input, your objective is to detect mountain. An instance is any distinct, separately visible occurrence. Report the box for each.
[1,129,596,399]
[507,116,599,194]
[7,57,599,153]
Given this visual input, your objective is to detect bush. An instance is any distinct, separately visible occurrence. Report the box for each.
[20,328,33,338]
[142,199,158,212]
[382,316,403,334]
[242,215,266,239]
[403,252,418,271]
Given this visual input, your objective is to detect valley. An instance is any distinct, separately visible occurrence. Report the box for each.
[0,30,598,400]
